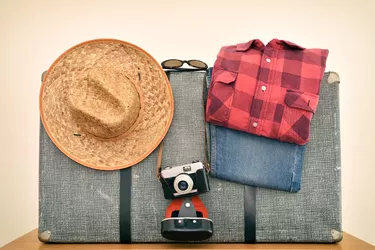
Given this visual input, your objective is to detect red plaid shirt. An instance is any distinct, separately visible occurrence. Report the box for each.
[206,39,329,145]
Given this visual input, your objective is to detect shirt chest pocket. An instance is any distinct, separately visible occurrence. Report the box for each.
[278,90,319,145]
[206,69,237,123]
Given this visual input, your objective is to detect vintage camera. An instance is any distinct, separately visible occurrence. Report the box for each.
[161,196,213,241]
[160,161,210,199]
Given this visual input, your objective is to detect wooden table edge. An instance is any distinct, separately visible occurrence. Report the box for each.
[1,229,374,250]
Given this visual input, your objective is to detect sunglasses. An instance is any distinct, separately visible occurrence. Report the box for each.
[161,59,208,70]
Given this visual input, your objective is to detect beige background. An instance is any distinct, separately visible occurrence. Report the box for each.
[0,0,374,247]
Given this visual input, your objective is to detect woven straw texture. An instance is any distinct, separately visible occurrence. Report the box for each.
[40,39,173,170]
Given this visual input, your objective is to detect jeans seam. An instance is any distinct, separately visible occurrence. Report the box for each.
[210,125,217,177]
[290,144,298,192]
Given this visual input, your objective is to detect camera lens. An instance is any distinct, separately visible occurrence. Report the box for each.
[173,174,194,195]
[178,181,188,191]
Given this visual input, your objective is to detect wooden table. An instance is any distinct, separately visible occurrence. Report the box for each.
[1,229,374,250]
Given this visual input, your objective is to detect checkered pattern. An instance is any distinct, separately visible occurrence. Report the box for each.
[206,39,329,145]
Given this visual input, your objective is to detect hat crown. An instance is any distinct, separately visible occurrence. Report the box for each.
[68,67,141,139]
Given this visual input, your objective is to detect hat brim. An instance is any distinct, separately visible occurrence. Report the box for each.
[40,39,174,170]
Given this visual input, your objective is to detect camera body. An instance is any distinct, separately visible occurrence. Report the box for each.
[160,161,210,199]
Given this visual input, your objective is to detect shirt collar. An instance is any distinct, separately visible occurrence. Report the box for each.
[236,39,305,51]
[236,39,264,51]
[267,39,305,50]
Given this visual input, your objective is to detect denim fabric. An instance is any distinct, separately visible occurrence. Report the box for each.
[207,68,306,192]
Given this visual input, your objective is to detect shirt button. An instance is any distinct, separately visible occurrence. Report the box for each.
[253,122,258,128]
[266,58,271,63]
[261,86,266,91]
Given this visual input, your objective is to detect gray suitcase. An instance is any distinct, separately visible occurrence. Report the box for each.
[38,70,342,243]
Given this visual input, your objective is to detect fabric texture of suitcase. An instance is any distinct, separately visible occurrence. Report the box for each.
[39,70,342,243]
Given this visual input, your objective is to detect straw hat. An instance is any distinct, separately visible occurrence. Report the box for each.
[40,39,174,170]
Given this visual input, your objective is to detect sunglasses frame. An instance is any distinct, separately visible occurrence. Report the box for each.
[161,59,208,70]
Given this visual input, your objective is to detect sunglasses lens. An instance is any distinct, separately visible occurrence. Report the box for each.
[163,60,183,68]
[188,60,207,69]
